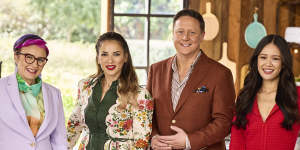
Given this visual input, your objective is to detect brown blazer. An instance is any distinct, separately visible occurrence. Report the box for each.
[146,52,235,150]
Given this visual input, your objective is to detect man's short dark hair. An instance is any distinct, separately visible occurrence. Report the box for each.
[173,9,205,32]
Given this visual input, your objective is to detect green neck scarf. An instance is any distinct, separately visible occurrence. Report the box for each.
[16,73,42,97]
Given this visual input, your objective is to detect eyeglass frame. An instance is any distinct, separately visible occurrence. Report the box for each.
[15,52,48,66]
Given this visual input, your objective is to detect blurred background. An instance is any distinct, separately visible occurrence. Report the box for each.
[0,0,185,121]
[1,0,300,149]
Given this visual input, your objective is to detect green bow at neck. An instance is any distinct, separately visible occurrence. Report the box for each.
[16,73,42,97]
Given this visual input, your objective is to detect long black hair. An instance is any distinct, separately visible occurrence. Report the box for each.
[234,34,298,130]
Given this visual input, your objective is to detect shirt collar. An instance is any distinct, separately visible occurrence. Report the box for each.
[172,50,202,72]
[96,74,119,88]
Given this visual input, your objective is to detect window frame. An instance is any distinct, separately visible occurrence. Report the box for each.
[110,0,189,83]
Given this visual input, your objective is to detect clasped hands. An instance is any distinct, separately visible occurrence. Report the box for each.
[151,126,188,150]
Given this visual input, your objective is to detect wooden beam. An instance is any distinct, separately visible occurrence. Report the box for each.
[228,0,241,62]
[264,0,280,34]
[100,0,112,34]
[228,0,241,91]
[278,4,290,36]
[189,0,200,11]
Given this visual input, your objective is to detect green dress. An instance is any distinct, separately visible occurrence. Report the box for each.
[84,78,118,150]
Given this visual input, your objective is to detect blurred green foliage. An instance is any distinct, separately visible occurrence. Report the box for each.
[0,0,101,43]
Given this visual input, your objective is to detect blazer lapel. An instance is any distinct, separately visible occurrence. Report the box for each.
[174,53,211,113]
[6,73,34,139]
[36,83,52,137]
[165,57,175,116]
[7,74,28,125]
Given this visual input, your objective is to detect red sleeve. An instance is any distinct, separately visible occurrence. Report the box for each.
[229,117,246,150]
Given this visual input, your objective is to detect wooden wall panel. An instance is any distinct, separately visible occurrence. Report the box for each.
[228,0,241,62]
[189,0,200,11]
[236,0,264,89]
[264,0,280,34]
[197,0,228,61]
[228,0,241,91]
[278,5,290,36]
[276,1,300,77]
[292,4,300,77]
[239,0,264,67]
[294,56,300,77]
[296,5,300,26]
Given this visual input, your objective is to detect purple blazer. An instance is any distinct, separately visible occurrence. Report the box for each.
[0,73,67,150]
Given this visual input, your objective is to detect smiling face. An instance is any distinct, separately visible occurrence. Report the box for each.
[97,40,128,80]
[257,43,282,82]
[173,16,204,57]
[14,45,47,85]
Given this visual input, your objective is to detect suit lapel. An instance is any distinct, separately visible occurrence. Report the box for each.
[6,73,34,139]
[174,53,211,113]
[36,83,52,137]
[165,57,175,116]
[7,74,28,125]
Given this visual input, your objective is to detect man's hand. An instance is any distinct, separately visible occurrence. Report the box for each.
[157,126,187,149]
[151,135,172,150]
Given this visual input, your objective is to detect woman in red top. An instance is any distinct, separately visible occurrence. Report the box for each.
[230,34,300,150]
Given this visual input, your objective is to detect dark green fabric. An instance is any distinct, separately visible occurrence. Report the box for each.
[84,77,118,150]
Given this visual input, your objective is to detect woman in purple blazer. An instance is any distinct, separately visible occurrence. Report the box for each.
[0,34,67,150]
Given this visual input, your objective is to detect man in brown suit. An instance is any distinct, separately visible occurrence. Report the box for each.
[147,9,235,150]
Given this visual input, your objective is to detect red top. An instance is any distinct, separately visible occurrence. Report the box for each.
[230,87,300,150]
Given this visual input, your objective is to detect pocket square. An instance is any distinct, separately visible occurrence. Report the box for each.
[193,86,208,93]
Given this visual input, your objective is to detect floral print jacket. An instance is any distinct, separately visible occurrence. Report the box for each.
[104,89,153,150]
[67,77,153,150]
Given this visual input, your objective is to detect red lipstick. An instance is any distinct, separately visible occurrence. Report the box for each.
[106,65,116,70]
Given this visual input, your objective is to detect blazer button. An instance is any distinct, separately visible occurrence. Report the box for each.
[171,120,176,124]
[30,142,35,147]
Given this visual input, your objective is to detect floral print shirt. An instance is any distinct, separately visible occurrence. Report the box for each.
[67,77,96,150]
[67,77,153,150]
[104,88,153,150]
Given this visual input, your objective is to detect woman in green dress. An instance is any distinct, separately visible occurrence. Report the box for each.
[67,32,153,150]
